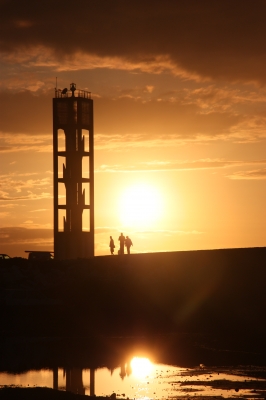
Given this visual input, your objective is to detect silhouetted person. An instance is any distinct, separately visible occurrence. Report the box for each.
[118,233,125,255]
[125,236,133,254]
[109,236,115,255]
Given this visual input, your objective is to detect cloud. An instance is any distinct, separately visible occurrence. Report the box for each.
[30,209,49,213]
[0,191,52,201]
[0,172,52,226]
[145,85,155,93]
[94,97,242,139]
[0,203,18,208]
[227,168,266,180]
[0,132,52,152]
[0,211,10,218]
[2,1,266,83]
[179,86,266,112]
[96,158,266,173]
[135,229,203,236]
[18,220,52,229]
[0,173,51,193]
[1,88,265,145]
[0,89,52,134]
[0,226,53,245]
[95,227,120,235]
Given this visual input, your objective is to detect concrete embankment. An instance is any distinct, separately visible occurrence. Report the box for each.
[0,247,266,340]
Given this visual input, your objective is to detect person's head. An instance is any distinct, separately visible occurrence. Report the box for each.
[110,236,112,239]
[126,236,128,238]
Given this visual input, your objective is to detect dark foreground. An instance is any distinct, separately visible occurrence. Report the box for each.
[1,247,266,339]
[0,248,266,399]
[0,387,101,400]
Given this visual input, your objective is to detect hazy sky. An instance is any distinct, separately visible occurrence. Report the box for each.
[1,0,266,257]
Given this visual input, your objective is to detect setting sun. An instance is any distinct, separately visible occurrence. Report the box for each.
[2,2,266,258]
[119,184,163,228]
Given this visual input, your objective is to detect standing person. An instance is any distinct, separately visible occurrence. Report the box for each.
[109,236,115,255]
[118,233,125,255]
[125,236,133,254]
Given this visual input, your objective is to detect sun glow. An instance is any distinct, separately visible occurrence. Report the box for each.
[119,183,163,228]
[130,357,153,379]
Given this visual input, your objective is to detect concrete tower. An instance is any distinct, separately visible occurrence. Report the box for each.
[53,83,94,259]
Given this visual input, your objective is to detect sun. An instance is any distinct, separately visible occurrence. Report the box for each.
[119,183,163,228]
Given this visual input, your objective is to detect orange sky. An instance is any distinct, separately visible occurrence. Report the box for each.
[0,0,266,257]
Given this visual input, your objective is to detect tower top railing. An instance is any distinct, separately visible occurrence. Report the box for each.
[55,83,92,99]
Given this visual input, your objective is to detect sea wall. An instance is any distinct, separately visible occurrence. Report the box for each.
[0,247,266,338]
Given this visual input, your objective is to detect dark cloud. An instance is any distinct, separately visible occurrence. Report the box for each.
[0,90,241,138]
[0,227,52,244]
[95,97,241,137]
[0,90,52,133]
[1,0,266,82]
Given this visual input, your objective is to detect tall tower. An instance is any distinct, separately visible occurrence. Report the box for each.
[53,83,94,259]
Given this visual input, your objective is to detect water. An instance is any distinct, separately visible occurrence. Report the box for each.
[0,334,266,398]
[1,358,266,398]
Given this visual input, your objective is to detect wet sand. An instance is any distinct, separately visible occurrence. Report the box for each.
[1,365,266,399]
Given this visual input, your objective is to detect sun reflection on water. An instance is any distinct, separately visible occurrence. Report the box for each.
[130,357,153,379]
[0,361,265,399]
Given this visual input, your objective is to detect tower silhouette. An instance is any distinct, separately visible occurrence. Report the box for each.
[53,83,94,259]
